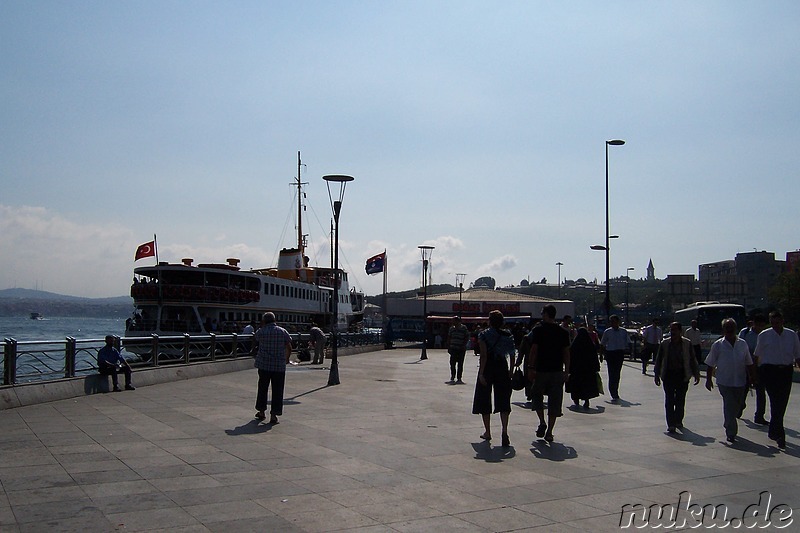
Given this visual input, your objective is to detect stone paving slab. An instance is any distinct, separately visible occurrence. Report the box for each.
[0,347,799,531]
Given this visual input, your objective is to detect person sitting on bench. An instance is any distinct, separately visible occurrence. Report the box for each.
[97,335,135,392]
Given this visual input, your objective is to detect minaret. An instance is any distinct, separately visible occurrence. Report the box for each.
[647,259,655,281]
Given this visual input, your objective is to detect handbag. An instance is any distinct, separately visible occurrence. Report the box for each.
[511,367,526,391]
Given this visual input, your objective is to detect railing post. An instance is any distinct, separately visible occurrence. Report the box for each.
[3,338,17,385]
[65,337,76,378]
[151,334,160,367]
[231,333,238,358]
[183,333,191,364]
[209,333,216,361]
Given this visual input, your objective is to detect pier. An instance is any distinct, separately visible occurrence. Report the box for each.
[1,347,798,531]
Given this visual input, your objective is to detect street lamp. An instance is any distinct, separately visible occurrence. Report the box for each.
[625,267,635,326]
[419,245,435,360]
[556,262,563,298]
[455,273,467,318]
[601,138,625,323]
[323,174,354,386]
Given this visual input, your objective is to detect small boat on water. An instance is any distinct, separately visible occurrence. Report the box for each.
[29,312,45,320]
[125,152,365,339]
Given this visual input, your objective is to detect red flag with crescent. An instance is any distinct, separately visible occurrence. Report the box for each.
[135,241,156,261]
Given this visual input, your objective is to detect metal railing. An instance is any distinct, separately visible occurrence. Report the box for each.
[2,331,383,386]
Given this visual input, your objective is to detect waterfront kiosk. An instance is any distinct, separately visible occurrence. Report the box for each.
[385,288,575,346]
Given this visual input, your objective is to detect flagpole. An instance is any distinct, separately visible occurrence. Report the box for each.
[153,233,159,265]
[382,249,387,326]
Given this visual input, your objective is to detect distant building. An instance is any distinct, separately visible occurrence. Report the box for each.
[697,251,785,309]
[646,259,655,281]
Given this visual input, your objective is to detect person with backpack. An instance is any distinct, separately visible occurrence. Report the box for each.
[472,310,516,447]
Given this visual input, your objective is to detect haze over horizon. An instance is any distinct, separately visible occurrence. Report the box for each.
[3,2,799,299]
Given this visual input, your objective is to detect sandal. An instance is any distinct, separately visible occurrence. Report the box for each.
[544,433,554,443]
[269,416,279,424]
[536,423,547,438]
[255,411,266,421]
[480,433,491,441]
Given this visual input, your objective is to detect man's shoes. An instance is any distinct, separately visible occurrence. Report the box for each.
[456,379,464,384]
[611,397,620,404]
[447,379,455,384]
[583,400,590,409]
[269,415,279,424]
[544,433,554,443]
[726,435,736,443]
[667,427,677,434]
[536,423,547,438]
[777,437,786,449]
[125,385,136,391]
[255,411,266,421]
[113,386,122,392]
[754,417,769,426]
[502,434,510,447]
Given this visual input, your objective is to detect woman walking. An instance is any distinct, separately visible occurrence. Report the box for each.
[472,310,516,447]
[565,327,601,409]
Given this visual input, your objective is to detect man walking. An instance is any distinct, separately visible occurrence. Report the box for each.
[599,315,631,402]
[253,312,293,424]
[527,304,571,443]
[754,311,800,449]
[641,318,662,375]
[705,319,754,443]
[685,319,703,367]
[740,314,769,425]
[447,316,469,384]
[654,322,700,433]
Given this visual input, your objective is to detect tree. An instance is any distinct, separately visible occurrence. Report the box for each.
[473,276,496,289]
[769,268,800,327]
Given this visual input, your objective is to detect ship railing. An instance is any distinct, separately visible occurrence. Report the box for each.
[2,331,384,386]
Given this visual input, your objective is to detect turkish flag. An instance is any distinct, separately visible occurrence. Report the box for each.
[135,241,156,261]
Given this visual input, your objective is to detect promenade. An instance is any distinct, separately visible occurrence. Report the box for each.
[1,347,798,532]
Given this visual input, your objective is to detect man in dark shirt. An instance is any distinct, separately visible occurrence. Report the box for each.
[447,316,469,384]
[654,322,699,433]
[527,304,571,443]
[97,335,134,392]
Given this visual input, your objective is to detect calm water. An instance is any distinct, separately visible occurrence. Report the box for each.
[0,316,126,342]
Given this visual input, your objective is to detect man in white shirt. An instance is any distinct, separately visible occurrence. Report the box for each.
[641,318,662,375]
[600,315,631,402]
[684,320,703,367]
[754,310,800,449]
[705,319,754,443]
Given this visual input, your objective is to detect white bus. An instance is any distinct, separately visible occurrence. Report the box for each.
[673,302,748,357]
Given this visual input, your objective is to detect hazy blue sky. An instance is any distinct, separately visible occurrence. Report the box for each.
[2,1,799,298]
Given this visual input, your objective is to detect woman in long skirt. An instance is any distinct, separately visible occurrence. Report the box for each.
[566,327,601,409]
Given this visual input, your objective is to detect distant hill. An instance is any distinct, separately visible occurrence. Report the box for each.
[0,289,133,318]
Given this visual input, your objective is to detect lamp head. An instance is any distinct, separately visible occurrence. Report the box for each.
[606,139,625,146]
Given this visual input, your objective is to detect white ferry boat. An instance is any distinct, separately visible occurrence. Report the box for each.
[125,153,365,338]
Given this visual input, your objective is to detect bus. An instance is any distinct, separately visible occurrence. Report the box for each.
[673,302,748,357]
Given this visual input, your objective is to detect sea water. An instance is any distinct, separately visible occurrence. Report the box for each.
[0,316,126,342]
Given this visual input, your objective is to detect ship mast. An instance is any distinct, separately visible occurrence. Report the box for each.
[295,151,307,253]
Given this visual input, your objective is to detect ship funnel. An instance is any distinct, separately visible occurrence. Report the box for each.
[182,258,193,266]
[227,258,240,268]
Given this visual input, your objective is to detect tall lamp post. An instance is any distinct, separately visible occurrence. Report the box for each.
[556,262,563,298]
[603,139,625,322]
[323,174,354,386]
[455,273,467,318]
[419,245,435,360]
[625,267,635,326]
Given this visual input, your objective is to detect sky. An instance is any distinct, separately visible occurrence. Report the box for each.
[2,1,799,299]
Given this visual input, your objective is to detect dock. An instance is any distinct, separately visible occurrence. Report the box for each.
[1,347,798,531]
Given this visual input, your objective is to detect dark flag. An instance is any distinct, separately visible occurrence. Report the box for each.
[365,252,386,275]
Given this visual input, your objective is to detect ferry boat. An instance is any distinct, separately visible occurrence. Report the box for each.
[125,153,365,339]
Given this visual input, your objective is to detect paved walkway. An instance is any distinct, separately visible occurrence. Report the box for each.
[1,348,799,532]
